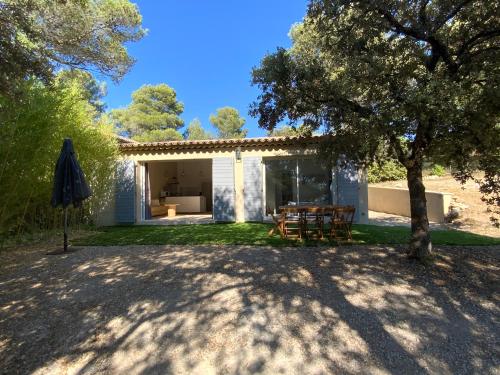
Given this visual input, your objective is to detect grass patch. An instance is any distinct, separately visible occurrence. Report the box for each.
[74,223,500,247]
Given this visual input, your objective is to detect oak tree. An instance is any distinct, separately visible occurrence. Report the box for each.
[251,0,500,260]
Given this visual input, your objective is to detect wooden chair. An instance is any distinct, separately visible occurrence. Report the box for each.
[302,206,325,239]
[282,207,303,239]
[267,208,285,239]
[329,206,355,242]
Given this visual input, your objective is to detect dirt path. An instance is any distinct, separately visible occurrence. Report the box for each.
[1,244,499,374]
[372,175,500,238]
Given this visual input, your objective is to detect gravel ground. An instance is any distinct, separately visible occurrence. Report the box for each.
[0,244,499,375]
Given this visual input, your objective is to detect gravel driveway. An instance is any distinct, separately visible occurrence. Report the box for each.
[0,244,498,374]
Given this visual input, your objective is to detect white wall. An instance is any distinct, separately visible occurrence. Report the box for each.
[368,186,452,223]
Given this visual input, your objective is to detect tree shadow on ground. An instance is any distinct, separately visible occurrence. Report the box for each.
[0,243,498,374]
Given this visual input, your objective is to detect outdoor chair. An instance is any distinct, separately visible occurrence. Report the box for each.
[329,206,355,242]
[267,208,285,239]
[302,206,325,239]
[282,207,303,239]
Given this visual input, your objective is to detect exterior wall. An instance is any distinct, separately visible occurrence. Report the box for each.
[368,186,452,223]
[119,144,368,224]
[335,165,368,224]
[357,169,369,224]
[234,158,244,222]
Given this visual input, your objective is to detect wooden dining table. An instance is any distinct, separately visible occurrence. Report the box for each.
[275,204,354,240]
[276,205,332,239]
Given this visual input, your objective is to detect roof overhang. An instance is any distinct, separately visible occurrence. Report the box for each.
[119,135,329,153]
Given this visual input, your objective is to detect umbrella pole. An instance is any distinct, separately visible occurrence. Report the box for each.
[63,207,68,252]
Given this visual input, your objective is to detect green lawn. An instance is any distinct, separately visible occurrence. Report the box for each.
[74,223,500,247]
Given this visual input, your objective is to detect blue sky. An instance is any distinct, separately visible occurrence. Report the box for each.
[103,0,308,138]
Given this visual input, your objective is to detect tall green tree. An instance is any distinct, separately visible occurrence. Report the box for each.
[56,70,107,114]
[111,83,184,140]
[209,107,248,139]
[251,1,500,260]
[0,0,145,95]
[133,129,184,142]
[184,118,213,140]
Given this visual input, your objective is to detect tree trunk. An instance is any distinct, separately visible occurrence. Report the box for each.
[406,162,432,260]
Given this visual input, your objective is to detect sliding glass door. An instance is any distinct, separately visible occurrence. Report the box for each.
[265,159,297,213]
[298,158,331,205]
[265,157,332,214]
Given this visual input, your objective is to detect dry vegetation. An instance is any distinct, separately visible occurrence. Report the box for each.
[372,174,500,238]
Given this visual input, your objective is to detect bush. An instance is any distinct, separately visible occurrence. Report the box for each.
[0,80,118,238]
[368,159,407,183]
[429,164,447,177]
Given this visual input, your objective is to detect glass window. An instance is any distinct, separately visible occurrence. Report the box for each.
[298,158,331,205]
[265,157,332,214]
[265,159,297,213]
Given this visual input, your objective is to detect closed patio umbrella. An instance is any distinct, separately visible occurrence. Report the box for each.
[51,138,92,253]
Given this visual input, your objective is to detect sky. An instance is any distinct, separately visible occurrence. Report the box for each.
[103,0,308,138]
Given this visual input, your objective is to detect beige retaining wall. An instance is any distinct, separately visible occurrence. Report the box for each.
[368,186,452,223]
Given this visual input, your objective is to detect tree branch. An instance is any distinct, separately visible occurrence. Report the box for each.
[456,29,500,59]
[366,1,459,74]
[432,0,473,32]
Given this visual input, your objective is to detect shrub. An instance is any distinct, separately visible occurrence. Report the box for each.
[368,159,407,183]
[429,164,447,177]
[0,80,118,238]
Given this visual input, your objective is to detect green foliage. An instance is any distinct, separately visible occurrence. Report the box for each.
[0,0,145,95]
[368,160,407,184]
[0,79,118,237]
[76,223,500,247]
[134,128,183,142]
[251,1,500,249]
[268,124,312,137]
[56,70,107,114]
[209,107,248,139]
[184,118,213,140]
[111,83,184,140]
[429,164,447,177]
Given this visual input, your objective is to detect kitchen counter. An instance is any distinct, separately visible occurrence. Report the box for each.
[162,196,207,213]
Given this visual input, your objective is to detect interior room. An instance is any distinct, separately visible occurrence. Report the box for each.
[147,159,212,218]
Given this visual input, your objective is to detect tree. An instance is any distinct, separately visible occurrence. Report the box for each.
[111,83,184,140]
[184,118,213,140]
[0,0,145,95]
[251,1,500,261]
[134,129,183,142]
[209,107,248,139]
[268,124,312,137]
[56,70,107,114]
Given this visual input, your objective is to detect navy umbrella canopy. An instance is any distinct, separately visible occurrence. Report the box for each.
[50,138,91,253]
[51,138,92,209]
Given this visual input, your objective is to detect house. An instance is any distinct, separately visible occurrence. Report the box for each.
[103,135,368,225]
